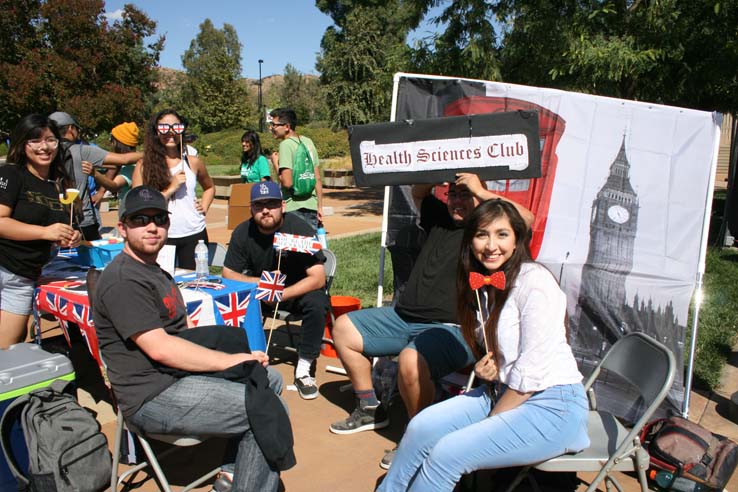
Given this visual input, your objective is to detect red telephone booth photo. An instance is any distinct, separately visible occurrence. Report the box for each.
[442,96,566,259]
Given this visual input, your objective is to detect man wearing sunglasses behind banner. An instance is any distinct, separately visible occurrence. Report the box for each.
[92,186,288,492]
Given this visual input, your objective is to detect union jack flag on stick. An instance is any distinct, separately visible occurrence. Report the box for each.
[256,270,286,302]
[265,252,286,355]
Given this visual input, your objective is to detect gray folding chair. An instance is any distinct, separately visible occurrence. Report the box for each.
[207,242,228,267]
[503,332,676,492]
[110,408,221,492]
[266,248,337,351]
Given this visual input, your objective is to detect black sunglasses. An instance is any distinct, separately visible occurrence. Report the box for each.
[251,199,282,211]
[269,122,287,128]
[126,213,170,227]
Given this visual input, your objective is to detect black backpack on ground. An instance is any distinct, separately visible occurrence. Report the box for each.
[0,379,111,492]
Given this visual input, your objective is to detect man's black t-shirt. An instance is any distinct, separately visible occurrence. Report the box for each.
[224,213,325,285]
[93,253,187,418]
[0,164,68,280]
[395,196,463,324]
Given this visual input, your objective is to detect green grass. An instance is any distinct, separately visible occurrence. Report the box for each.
[194,126,349,172]
[689,247,738,389]
[207,164,242,176]
[328,232,393,309]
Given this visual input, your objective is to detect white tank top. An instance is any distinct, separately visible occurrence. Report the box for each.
[167,158,206,238]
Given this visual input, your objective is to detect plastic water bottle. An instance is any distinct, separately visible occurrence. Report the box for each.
[195,240,209,279]
[650,469,706,492]
[317,221,328,249]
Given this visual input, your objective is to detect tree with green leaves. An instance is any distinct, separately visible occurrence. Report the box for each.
[409,0,501,81]
[323,0,737,114]
[316,0,414,128]
[0,0,162,132]
[277,64,328,125]
[179,19,250,132]
[497,0,738,112]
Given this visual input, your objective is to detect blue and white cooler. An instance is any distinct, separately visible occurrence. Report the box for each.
[0,343,75,489]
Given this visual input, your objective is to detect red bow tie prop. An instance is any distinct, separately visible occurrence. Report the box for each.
[469,271,506,291]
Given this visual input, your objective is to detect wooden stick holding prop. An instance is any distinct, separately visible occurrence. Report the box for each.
[58,188,80,229]
[467,271,506,398]
[263,233,322,355]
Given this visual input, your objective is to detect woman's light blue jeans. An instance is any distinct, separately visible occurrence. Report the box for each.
[377,383,589,492]
[128,368,284,492]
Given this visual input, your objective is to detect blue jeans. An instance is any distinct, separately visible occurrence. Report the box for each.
[377,383,590,492]
[127,367,284,492]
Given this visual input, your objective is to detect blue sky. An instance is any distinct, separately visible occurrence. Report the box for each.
[103,1,332,79]
[103,1,441,80]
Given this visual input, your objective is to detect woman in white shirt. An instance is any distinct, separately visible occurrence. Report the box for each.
[378,199,589,492]
[132,109,214,269]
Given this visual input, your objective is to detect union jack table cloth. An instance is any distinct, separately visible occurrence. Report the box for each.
[33,262,265,372]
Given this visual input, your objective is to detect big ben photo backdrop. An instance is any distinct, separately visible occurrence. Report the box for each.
[390,73,721,417]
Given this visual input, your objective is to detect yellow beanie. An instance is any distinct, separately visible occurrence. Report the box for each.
[111,122,139,147]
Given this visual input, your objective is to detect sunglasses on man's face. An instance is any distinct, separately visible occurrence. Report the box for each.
[157,123,186,135]
[126,213,170,227]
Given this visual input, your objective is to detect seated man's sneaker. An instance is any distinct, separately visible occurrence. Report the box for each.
[380,446,397,470]
[294,375,319,400]
[329,404,389,435]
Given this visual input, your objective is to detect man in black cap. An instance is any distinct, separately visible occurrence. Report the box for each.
[48,111,141,240]
[223,181,330,400]
[92,186,284,492]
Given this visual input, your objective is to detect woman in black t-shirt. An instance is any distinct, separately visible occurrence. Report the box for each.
[0,114,80,348]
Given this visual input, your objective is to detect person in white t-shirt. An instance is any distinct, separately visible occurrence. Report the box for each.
[132,109,215,270]
[378,199,590,492]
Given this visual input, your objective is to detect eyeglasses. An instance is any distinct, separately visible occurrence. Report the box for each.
[26,138,59,150]
[157,123,186,135]
[251,200,282,211]
[269,122,287,128]
[126,213,170,227]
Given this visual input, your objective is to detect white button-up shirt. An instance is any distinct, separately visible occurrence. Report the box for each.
[476,262,583,393]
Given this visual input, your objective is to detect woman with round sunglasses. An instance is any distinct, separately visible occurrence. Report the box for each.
[132,109,214,270]
[378,199,589,492]
[0,114,81,348]
[240,129,271,183]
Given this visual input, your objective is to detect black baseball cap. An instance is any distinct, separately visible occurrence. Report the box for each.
[119,186,169,220]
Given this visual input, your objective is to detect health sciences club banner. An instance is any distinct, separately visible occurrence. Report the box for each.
[349,111,541,186]
[389,73,720,418]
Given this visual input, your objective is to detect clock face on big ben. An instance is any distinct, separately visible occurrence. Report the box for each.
[607,205,630,224]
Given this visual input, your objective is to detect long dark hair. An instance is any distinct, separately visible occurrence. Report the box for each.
[7,114,73,191]
[240,129,263,166]
[456,199,532,360]
[141,109,187,192]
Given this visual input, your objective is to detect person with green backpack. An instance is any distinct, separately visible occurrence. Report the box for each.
[269,108,322,232]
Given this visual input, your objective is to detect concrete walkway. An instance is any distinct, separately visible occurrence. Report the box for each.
[85,188,738,491]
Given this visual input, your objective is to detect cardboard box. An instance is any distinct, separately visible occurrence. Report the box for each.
[228,183,255,230]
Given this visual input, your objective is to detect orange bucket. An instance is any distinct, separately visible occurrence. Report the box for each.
[321,295,361,358]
